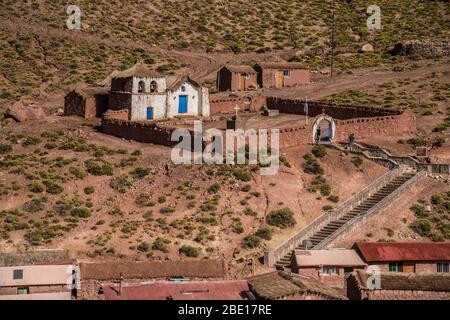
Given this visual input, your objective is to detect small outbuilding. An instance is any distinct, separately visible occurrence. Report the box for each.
[216,65,258,92]
[64,86,109,119]
[254,62,310,88]
[291,249,366,289]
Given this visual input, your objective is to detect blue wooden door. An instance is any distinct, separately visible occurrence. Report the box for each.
[178,95,188,114]
[146,107,153,120]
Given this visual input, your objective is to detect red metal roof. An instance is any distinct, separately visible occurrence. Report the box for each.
[103,280,249,300]
[355,242,450,262]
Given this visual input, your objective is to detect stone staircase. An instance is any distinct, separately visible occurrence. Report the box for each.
[264,167,427,268]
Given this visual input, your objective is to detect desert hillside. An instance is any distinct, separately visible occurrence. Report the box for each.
[0,116,389,273]
[0,0,449,104]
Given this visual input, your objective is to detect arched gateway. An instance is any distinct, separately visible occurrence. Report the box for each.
[312,115,336,144]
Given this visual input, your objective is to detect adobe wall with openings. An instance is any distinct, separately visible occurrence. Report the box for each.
[210,95,266,115]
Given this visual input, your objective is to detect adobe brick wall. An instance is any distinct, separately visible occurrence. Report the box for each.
[209,96,266,115]
[217,69,258,91]
[109,91,132,111]
[267,98,416,145]
[267,97,400,119]
[256,69,310,88]
[64,91,85,118]
[102,118,175,146]
[104,109,129,121]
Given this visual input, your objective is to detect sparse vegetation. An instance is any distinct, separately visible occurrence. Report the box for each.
[267,208,296,228]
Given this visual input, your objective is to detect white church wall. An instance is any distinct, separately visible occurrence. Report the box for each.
[130,94,167,121]
[167,81,200,117]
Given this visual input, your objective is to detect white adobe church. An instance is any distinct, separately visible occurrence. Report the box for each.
[108,61,210,121]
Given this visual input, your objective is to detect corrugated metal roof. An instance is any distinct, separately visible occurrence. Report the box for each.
[355,242,450,262]
[103,280,249,300]
[294,249,366,267]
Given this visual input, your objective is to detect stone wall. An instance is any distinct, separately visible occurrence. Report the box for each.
[391,40,450,57]
[102,118,176,146]
[267,97,400,119]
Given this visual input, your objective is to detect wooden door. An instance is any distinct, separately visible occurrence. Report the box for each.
[275,70,284,88]
[239,74,246,91]
[403,263,415,273]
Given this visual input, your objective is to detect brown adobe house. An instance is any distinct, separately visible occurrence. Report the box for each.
[353,242,450,274]
[216,65,258,92]
[63,70,117,119]
[246,271,347,300]
[64,86,109,119]
[291,249,366,289]
[347,270,450,300]
[253,62,310,88]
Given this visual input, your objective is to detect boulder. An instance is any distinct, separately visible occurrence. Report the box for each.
[6,102,46,122]
[361,43,374,52]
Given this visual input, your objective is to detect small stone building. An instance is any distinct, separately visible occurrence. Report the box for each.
[353,242,450,273]
[64,87,109,119]
[347,270,450,300]
[254,62,310,88]
[246,271,347,300]
[108,61,210,121]
[216,65,258,92]
[291,249,366,289]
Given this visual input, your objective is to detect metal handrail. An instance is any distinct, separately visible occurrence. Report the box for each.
[315,170,426,249]
[264,168,400,266]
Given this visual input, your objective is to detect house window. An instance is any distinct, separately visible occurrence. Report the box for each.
[138,80,145,93]
[150,81,158,93]
[181,85,186,92]
[13,269,23,280]
[389,262,404,272]
[17,287,29,295]
[437,262,449,273]
[322,266,339,275]
[283,69,291,77]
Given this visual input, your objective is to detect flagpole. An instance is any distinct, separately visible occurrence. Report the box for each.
[305,96,309,125]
